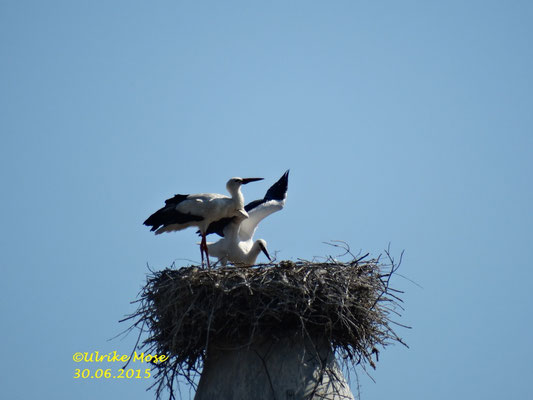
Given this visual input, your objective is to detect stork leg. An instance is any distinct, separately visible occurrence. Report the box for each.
[200,239,205,267]
[200,233,211,269]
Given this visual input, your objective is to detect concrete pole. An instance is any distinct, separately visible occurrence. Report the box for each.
[195,333,354,400]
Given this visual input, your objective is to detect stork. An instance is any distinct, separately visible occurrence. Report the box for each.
[207,213,272,266]
[205,170,289,266]
[143,177,263,268]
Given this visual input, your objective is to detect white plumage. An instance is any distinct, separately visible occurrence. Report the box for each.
[207,215,271,266]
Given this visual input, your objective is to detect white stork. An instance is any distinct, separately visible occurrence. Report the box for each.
[206,214,271,266]
[143,177,263,268]
[205,170,289,266]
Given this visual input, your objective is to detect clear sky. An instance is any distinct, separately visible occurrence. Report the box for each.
[1,1,532,399]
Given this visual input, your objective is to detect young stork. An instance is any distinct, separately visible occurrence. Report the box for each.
[205,170,289,266]
[206,214,272,266]
[143,177,263,268]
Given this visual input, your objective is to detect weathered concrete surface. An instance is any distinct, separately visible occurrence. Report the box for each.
[194,334,354,400]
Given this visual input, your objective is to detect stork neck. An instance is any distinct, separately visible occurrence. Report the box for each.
[227,186,245,209]
[246,242,262,263]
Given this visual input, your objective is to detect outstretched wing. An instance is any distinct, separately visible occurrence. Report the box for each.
[238,199,284,241]
[237,170,288,240]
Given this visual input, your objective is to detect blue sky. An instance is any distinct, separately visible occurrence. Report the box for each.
[1,1,532,399]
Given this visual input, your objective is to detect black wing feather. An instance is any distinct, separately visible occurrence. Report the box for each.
[243,169,289,213]
[144,194,203,232]
[263,170,289,201]
[203,216,235,236]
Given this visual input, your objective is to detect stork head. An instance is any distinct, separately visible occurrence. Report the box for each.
[226,177,263,193]
[256,239,271,262]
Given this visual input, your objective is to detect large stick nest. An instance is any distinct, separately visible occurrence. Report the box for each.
[125,252,407,399]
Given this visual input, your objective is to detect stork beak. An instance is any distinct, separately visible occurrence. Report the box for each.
[259,243,271,261]
[241,177,263,184]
